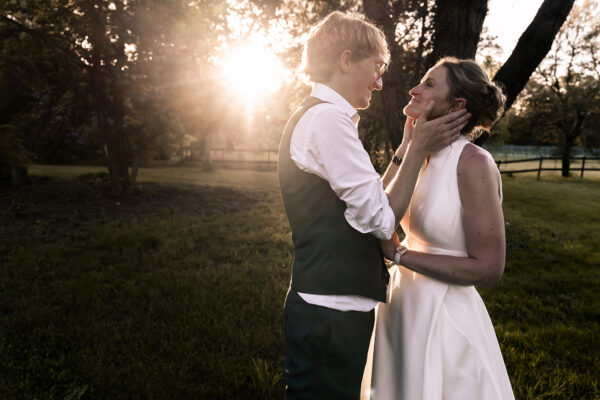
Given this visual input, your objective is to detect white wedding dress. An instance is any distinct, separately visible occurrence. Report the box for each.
[361,137,515,400]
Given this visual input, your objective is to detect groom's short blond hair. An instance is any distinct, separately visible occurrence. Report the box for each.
[302,11,390,83]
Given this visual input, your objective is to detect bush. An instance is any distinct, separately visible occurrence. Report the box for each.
[0,125,33,168]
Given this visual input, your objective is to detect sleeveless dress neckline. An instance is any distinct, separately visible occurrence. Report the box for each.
[361,137,514,400]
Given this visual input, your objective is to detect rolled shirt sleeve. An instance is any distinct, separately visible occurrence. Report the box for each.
[292,106,396,240]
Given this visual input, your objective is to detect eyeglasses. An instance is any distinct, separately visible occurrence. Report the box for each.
[351,49,389,78]
[376,60,389,78]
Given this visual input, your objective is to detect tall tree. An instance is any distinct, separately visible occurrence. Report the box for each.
[1,0,228,193]
[493,0,576,110]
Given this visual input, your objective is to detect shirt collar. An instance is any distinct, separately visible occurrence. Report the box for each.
[311,83,360,126]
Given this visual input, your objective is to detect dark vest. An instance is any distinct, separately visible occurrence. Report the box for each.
[278,96,389,302]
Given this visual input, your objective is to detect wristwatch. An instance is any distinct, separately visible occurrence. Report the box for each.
[392,155,403,165]
[394,245,408,265]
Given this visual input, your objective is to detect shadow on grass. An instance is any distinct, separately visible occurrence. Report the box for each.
[0,175,286,399]
[1,173,267,225]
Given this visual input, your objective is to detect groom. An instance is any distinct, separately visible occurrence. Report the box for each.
[278,11,469,399]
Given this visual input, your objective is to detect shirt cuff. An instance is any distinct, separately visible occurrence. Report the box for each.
[344,204,396,240]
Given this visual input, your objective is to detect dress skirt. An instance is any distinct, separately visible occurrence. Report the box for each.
[361,264,515,400]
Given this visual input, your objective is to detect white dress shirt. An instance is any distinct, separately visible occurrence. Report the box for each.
[291,83,396,312]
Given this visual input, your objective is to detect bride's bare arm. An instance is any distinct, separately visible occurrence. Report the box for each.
[381,144,505,288]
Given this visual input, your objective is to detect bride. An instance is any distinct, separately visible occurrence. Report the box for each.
[361,57,515,400]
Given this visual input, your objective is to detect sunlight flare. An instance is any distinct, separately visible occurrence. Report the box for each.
[221,37,285,102]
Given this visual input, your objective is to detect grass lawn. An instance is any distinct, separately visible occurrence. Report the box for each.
[1,165,598,399]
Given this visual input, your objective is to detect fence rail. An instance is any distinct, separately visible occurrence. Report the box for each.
[204,148,600,179]
[496,156,600,179]
[207,148,278,169]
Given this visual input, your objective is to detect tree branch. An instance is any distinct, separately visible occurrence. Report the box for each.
[493,0,575,110]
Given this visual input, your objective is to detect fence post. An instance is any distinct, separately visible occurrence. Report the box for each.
[580,156,586,179]
[537,156,543,180]
[496,160,501,170]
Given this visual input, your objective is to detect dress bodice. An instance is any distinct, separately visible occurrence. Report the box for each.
[401,136,501,257]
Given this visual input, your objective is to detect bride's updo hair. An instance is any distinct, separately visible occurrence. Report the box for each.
[436,57,506,140]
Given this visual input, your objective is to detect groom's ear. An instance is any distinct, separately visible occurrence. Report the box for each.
[339,49,353,72]
[450,98,466,112]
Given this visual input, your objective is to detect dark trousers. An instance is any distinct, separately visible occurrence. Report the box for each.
[283,290,375,400]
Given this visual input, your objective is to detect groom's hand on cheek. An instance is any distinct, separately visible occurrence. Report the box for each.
[412,101,470,155]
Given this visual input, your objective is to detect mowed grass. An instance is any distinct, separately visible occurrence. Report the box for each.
[1,167,289,399]
[484,176,600,400]
[1,165,598,399]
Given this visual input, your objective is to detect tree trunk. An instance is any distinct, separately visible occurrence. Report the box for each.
[104,131,130,193]
[561,111,585,177]
[109,80,131,192]
[364,0,487,148]
[363,0,410,148]
[131,152,139,185]
[561,146,571,177]
[86,2,130,194]
[561,130,575,177]
[493,0,575,111]
[425,0,487,68]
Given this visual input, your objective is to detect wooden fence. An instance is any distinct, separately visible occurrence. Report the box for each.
[496,156,600,179]
[209,148,278,168]
[205,148,600,179]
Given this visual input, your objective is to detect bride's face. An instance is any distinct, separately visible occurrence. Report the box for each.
[404,65,452,120]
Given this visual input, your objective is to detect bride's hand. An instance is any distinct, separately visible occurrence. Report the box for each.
[402,117,415,144]
[395,117,415,159]
[380,231,402,261]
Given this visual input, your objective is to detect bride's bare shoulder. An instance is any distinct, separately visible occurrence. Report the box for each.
[457,142,498,184]
[458,142,496,169]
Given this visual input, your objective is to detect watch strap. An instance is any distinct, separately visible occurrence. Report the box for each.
[394,245,408,265]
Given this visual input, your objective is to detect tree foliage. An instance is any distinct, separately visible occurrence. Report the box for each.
[506,0,600,176]
[0,0,585,188]
[1,0,228,192]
